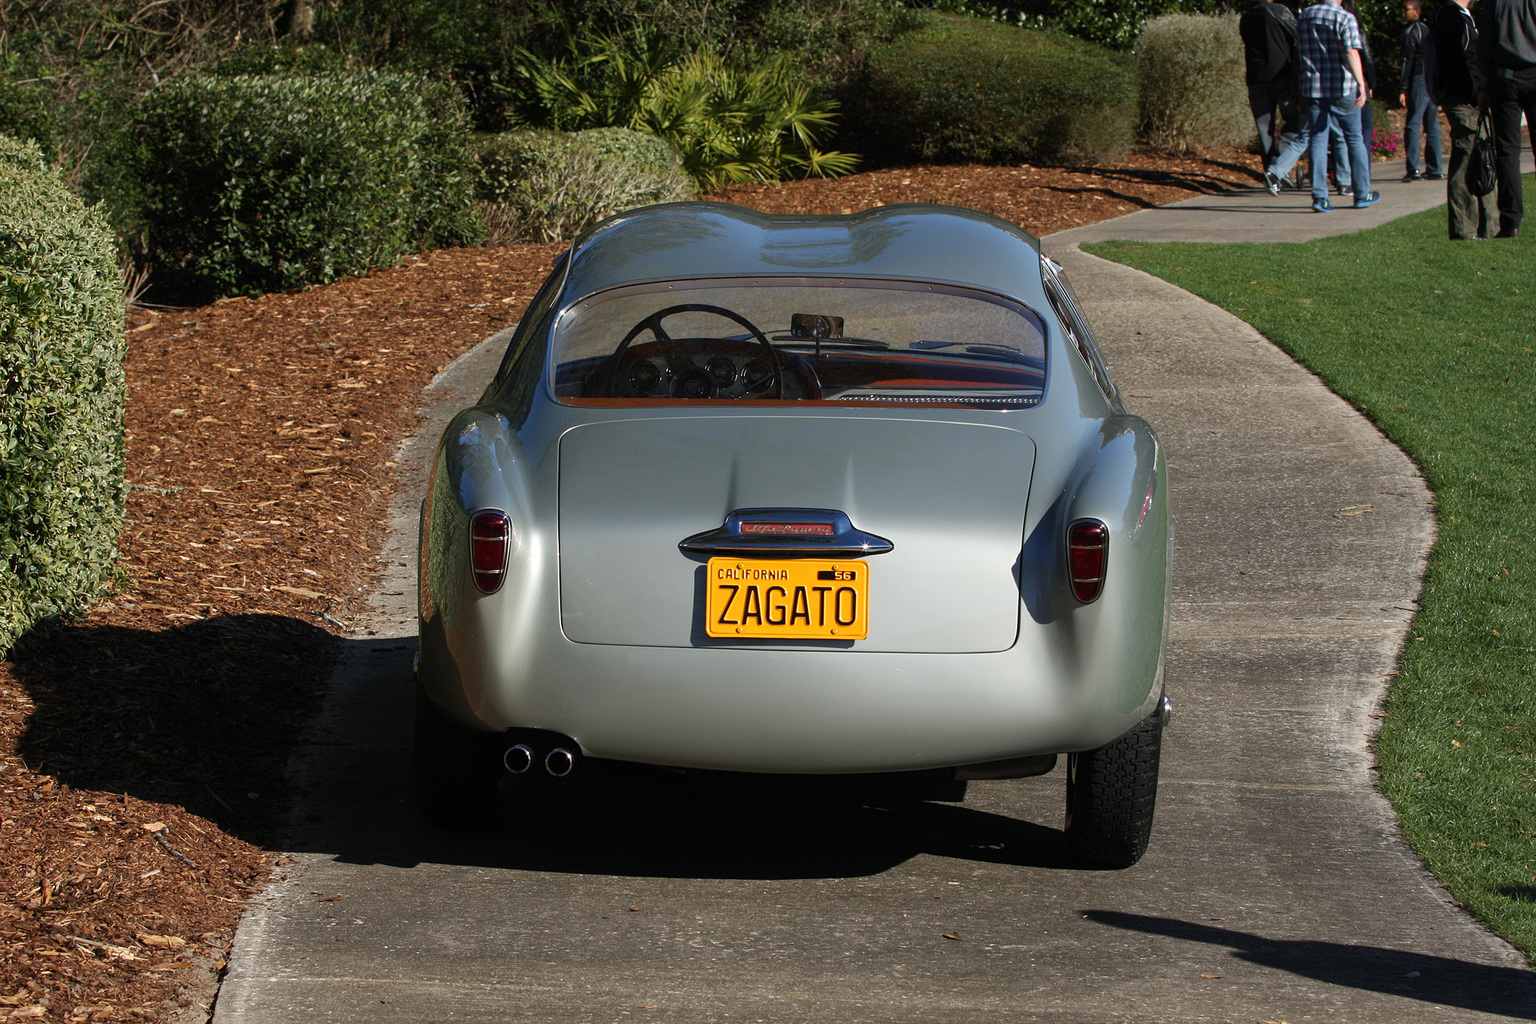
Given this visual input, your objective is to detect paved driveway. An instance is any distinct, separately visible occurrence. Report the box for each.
[213,168,1536,1023]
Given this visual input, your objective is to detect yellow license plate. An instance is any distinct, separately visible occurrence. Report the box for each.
[705,558,869,639]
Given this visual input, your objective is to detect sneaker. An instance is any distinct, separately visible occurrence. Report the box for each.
[1426,172,1445,180]
[1336,186,1353,198]
[1402,171,1422,182]
[1354,190,1382,208]
[1264,171,1282,196]
[1312,197,1333,213]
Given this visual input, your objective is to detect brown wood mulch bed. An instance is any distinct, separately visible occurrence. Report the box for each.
[0,148,1262,1022]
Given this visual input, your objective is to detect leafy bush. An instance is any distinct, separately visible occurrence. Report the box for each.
[132,70,482,300]
[1136,14,1250,154]
[926,0,1238,51]
[516,36,859,188]
[476,129,693,243]
[572,126,688,178]
[850,13,1136,165]
[0,135,126,655]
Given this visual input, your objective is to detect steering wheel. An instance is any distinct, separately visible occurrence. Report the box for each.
[599,303,783,399]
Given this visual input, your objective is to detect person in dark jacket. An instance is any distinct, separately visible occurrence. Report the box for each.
[1241,0,1300,175]
[1399,0,1445,180]
[1433,0,1491,238]
[1478,0,1536,236]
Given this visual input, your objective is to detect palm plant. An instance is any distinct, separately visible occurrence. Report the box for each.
[514,33,858,189]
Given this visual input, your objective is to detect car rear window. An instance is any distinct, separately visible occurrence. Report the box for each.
[549,278,1048,408]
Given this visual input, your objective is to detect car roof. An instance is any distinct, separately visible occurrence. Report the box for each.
[562,202,1048,307]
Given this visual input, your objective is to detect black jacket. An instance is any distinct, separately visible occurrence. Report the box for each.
[1430,3,1483,102]
[1402,20,1429,93]
[1240,1,1297,83]
[1478,0,1536,76]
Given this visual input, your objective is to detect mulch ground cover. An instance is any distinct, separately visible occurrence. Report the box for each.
[0,149,1264,1022]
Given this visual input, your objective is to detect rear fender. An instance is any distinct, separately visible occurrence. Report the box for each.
[417,407,536,725]
[1051,416,1168,722]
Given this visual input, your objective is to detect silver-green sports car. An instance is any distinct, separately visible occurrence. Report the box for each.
[415,202,1172,867]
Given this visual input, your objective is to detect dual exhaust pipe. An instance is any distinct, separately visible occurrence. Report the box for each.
[503,742,578,778]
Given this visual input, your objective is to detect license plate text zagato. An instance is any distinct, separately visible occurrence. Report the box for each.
[705,558,869,639]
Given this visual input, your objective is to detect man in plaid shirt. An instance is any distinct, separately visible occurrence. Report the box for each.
[1266,0,1379,211]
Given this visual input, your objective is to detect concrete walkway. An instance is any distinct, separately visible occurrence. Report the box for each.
[213,161,1536,1023]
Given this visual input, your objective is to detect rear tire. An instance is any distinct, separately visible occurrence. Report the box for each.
[1064,704,1164,868]
[414,691,503,830]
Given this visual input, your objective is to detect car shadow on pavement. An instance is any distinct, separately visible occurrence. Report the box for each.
[276,636,1093,880]
[1085,910,1536,1019]
[420,781,1079,880]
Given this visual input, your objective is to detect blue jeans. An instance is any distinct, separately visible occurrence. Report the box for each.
[1330,122,1353,191]
[1404,74,1444,175]
[1306,98,1371,202]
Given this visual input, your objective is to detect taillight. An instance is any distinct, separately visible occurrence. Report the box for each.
[1067,519,1109,603]
[470,510,511,593]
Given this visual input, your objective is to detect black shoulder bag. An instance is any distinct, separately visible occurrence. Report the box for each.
[1468,109,1498,198]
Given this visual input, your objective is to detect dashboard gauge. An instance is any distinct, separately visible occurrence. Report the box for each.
[706,356,739,389]
[742,357,774,392]
[629,359,663,395]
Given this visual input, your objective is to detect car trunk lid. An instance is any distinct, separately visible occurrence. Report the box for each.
[558,415,1034,653]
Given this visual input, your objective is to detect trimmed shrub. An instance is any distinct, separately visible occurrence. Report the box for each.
[1135,14,1250,154]
[850,13,1136,166]
[573,126,687,178]
[132,71,482,300]
[0,135,126,655]
[476,129,694,244]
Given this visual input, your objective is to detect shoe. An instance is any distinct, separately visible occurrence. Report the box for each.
[1264,171,1282,196]
[1402,171,1422,182]
[1336,187,1353,198]
[1496,227,1521,238]
[1426,172,1445,180]
[1354,190,1382,208]
[1312,197,1333,213]
[1283,174,1298,189]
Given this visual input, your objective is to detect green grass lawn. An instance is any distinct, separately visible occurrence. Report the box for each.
[1085,193,1536,963]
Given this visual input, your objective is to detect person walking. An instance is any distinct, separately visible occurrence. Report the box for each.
[1432,0,1491,238]
[1242,0,1300,177]
[1266,0,1377,211]
[1478,0,1536,237]
[1399,0,1445,181]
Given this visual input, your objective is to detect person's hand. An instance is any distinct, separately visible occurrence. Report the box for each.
[1399,92,1407,106]
[1355,88,1369,109]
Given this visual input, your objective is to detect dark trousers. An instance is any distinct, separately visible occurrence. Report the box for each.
[1444,101,1491,239]
[1248,76,1298,165]
[1489,68,1536,234]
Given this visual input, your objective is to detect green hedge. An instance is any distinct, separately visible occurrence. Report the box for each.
[1136,14,1250,154]
[850,13,1136,166]
[133,71,482,300]
[0,136,126,655]
[476,128,693,243]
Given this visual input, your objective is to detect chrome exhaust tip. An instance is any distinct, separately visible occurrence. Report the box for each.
[545,747,576,778]
[503,744,535,775]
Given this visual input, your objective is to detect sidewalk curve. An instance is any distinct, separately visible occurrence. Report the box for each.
[212,160,1536,1024]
